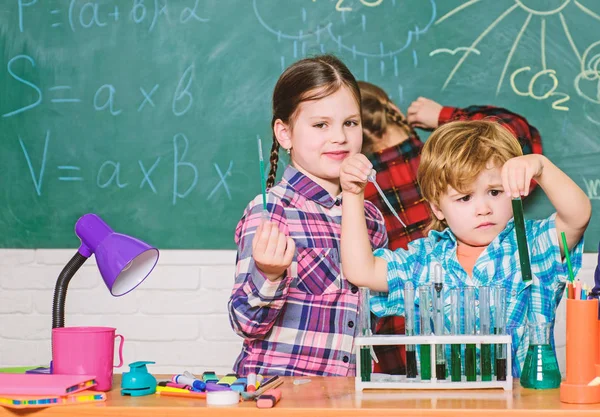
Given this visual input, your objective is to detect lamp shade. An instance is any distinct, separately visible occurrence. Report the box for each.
[75,214,159,296]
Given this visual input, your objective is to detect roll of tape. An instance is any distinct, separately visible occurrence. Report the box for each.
[207,390,240,406]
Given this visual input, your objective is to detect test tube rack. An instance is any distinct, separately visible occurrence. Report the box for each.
[355,334,513,391]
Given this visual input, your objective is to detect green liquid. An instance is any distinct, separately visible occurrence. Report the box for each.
[360,346,371,382]
[481,344,492,381]
[520,344,561,389]
[451,344,462,382]
[406,349,418,378]
[420,344,431,380]
[465,344,476,382]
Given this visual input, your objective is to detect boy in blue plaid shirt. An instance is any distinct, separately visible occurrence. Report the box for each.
[339,120,591,377]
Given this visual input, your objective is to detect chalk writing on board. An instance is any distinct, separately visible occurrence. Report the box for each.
[2,55,196,117]
[334,0,384,13]
[433,0,598,111]
[255,0,434,98]
[18,0,209,33]
[582,177,600,200]
[574,41,600,105]
[17,131,231,205]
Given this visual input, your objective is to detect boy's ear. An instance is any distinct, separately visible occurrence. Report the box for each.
[429,201,445,221]
[273,119,292,151]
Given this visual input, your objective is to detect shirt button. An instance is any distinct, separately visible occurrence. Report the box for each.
[512,290,517,296]
[334,199,341,206]
[351,286,359,294]
[475,300,479,306]
[348,321,355,328]
[343,356,349,363]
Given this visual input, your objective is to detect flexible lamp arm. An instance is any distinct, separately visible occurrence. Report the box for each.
[51,252,88,329]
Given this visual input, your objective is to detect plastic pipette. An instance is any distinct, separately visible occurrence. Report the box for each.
[367,171,407,228]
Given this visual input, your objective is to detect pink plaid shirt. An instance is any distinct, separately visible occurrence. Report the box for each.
[228,166,388,376]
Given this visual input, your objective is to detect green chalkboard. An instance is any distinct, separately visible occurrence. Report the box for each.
[1,0,600,250]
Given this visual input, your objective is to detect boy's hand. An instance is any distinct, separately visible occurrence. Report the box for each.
[252,221,296,282]
[501,155,545,198]
[340,154,373,195]
[407,97,443,130]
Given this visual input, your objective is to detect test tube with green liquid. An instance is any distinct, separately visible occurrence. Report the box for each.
[464,286,477,381]
[418,284,433,381]
[358,287,372,382]
[479,286,492,381]
[449,288,462,382]
[493,286,507,381]
[432,265,446,380]
[404,282,418,378]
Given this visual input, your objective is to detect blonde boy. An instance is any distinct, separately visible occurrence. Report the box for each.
[339,120,591,376]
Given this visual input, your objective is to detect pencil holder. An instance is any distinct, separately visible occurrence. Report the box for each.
[559,298,600,404]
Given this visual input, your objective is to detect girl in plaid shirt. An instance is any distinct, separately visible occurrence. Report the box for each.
[340,120,591,377]
[228,55,388,376]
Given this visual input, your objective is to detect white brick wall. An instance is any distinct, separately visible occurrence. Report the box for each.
[0,249,597,376]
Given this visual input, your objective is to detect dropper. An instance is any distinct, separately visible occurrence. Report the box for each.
[367,170,407,228]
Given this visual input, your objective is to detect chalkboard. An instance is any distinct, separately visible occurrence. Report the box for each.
[1,0,600,251]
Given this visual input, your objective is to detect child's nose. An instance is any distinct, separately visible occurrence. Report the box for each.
[330,127,347,143]
[476,200,492,215]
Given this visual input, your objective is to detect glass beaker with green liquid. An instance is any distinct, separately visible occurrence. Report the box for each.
[520,322,561,389]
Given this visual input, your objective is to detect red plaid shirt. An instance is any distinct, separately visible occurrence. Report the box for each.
[365,105,543,374]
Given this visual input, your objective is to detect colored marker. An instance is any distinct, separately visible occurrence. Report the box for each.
[247,373,257,392]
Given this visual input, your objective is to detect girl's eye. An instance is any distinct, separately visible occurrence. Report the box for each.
[344,120,359,127]
[313,123,327,129]
[458,195,471,202]
[490,189,502,197]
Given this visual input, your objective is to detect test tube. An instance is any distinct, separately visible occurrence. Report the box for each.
[419,284,433,381]
[464,286,477,382]
[493,286,507,381]
[432,264,446,380]
[358,287,372,382]
[404,282,418,378]
[449,288,462,382]
[479,286,492,381]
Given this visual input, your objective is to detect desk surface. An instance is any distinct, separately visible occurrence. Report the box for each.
[1,375,600,416]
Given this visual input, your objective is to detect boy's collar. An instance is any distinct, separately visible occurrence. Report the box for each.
[282,165,340,209]
[430,218,516,245]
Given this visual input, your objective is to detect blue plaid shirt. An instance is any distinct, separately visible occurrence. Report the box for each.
[371,213,584,377]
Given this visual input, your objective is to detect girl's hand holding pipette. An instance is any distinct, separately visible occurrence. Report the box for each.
[340,154,373,195]
[252,221,296,282]
[501,154,544,198]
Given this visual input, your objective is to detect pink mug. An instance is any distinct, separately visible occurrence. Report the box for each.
[52,326,124,391]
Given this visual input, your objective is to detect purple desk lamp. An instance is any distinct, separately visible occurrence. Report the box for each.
[52,213,159,329]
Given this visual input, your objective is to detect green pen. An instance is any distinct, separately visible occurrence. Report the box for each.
[512,198,532,282]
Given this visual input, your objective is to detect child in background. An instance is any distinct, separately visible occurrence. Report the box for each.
[228,55,388,376]
[358,81,543,375]
[340,120,590,376]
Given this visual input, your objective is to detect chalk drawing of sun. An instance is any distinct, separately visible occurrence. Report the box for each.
[436,0,600,96]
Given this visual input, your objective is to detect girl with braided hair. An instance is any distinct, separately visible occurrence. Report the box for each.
[228,55,388,376]
[358,81,544,375]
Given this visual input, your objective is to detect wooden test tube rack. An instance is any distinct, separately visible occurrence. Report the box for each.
[355,334,513,391]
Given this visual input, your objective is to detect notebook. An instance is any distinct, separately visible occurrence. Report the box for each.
[0,390,106,409]
[0,373,97,395]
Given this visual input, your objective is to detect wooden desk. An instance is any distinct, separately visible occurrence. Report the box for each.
[1,375,599,416]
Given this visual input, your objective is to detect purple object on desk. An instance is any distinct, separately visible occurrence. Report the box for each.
[205,382,233,392]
